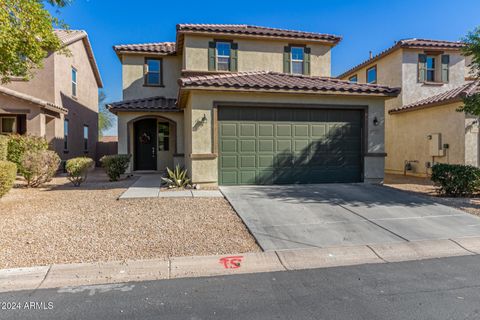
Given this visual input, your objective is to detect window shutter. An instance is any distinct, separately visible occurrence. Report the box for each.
[283,46,291,73]
[441,55,449,82]
[208,41,216,71]
[418,54,427,82]
[303,47,311,75]
[230,42,238,72]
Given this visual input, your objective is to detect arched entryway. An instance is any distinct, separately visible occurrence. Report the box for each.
[129,116,178,171]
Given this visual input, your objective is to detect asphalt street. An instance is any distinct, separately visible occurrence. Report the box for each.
[1,255,480,319]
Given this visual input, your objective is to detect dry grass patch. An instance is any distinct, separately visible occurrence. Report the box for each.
[0,170,259,268]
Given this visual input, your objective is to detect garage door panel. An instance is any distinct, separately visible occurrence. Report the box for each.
[221,140,237,152]
[218,107,363,185]
[258,140,274,152]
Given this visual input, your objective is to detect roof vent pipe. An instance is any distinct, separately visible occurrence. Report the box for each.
[369,51,373,59]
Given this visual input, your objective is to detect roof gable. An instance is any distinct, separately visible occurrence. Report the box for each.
[54,30,103,88]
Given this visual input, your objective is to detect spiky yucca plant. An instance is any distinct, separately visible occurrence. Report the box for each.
[161,165,190,188]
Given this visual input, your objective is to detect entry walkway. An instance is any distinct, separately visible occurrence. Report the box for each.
[119,174,223,199]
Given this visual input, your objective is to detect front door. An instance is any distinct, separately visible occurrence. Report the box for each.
[134,118,157,170]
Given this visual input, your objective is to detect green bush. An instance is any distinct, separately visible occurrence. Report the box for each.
[0,135,9,161]
[21,150,60,187]
[7,134,48,175]
[66,157,94,187]
[431,163,480,197]
[0,160,17,197]
[100,154,131,181]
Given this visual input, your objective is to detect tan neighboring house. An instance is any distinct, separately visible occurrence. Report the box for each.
[109,24,400,186]
[338,39,479,177]
[0,30,103,160]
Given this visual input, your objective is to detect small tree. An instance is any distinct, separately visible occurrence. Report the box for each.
[0,0,70,83]
[98,90,114,138]
[458,26,480,115]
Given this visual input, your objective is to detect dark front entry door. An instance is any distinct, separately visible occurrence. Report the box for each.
[134,119,157,170]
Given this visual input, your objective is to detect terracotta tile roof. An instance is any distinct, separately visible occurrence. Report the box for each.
[107,96,179,114]
[113,42,176,55]
[54,29,103,88]
[176,24,341,44]
[389,81,480,114]
[0,86,67,114]
[179,71,401,96]
[337,38,465,79]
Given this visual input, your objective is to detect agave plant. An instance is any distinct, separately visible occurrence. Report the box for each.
[161,165,191,188]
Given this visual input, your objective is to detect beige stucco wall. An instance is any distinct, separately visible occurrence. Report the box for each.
[117,111,185,172]
[121,55,182,100]
[184,90,389,184]
[183,35,332,77]
[4,54,56,103]
[385,102,475,176]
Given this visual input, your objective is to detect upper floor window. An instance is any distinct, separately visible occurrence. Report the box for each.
[208,41,238,72]
[367,66,377,84]
[291,47,305,75]
[418,54,449,83]
[0,117,16,134]
[144,58,163,86]
[71,67,77,97]
[284,45,310,75]
[348,75,358,83]
[216,42,231,71]
[83,125,89,151]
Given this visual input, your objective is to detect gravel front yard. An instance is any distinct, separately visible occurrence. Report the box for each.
[384,174,480,216]
[0,171,260,269]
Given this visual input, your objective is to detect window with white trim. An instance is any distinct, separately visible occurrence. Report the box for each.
[216,42,231,71]
[71,67,77,97]
[291,47,304,75]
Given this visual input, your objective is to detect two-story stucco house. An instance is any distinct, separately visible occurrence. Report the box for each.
[338,39,479,177]
[0,30,103,160]
[109,24,400,186]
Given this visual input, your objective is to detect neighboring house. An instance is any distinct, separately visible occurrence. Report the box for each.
[338,39,479,177]
[0,30,103,160]
[109,24,400,186]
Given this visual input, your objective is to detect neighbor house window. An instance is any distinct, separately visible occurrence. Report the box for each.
[0,117,16,134]
[71,67,77,97]
[83,125,88,151]
[64,119,69,150]
[291,47,304,75]
[367,66,377,84]
[145,58,162,86]
[158,122,169,151]
[216,42,231,71]
[349,75,358,83]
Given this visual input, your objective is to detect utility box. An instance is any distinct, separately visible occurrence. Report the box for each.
[428,133,445,157]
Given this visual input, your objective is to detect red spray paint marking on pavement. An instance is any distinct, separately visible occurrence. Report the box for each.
[219,256,244,269]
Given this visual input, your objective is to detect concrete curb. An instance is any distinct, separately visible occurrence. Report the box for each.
[1,237,479,293]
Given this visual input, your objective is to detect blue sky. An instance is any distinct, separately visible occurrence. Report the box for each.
[47,0,480,135]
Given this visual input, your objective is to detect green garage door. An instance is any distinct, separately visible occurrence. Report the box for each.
[218,107,363,185]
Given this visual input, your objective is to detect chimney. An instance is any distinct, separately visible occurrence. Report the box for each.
[369,51,373,59]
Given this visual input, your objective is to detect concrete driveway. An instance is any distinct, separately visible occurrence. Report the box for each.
[220,184,480,251]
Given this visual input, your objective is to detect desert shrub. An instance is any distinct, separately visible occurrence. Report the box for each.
[161,164,191,188]
[0,135,8,161]
[0,161,17,197]
[65,157,94,187]
[100,154,131,181]
[7,134,48,175]
[431,163,480,197]
[21,150,60,187]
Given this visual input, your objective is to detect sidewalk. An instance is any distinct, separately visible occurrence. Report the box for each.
[119,175,223,199]
[2,237,480,293]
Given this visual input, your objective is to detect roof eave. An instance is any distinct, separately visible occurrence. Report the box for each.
[389,97,463,114]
